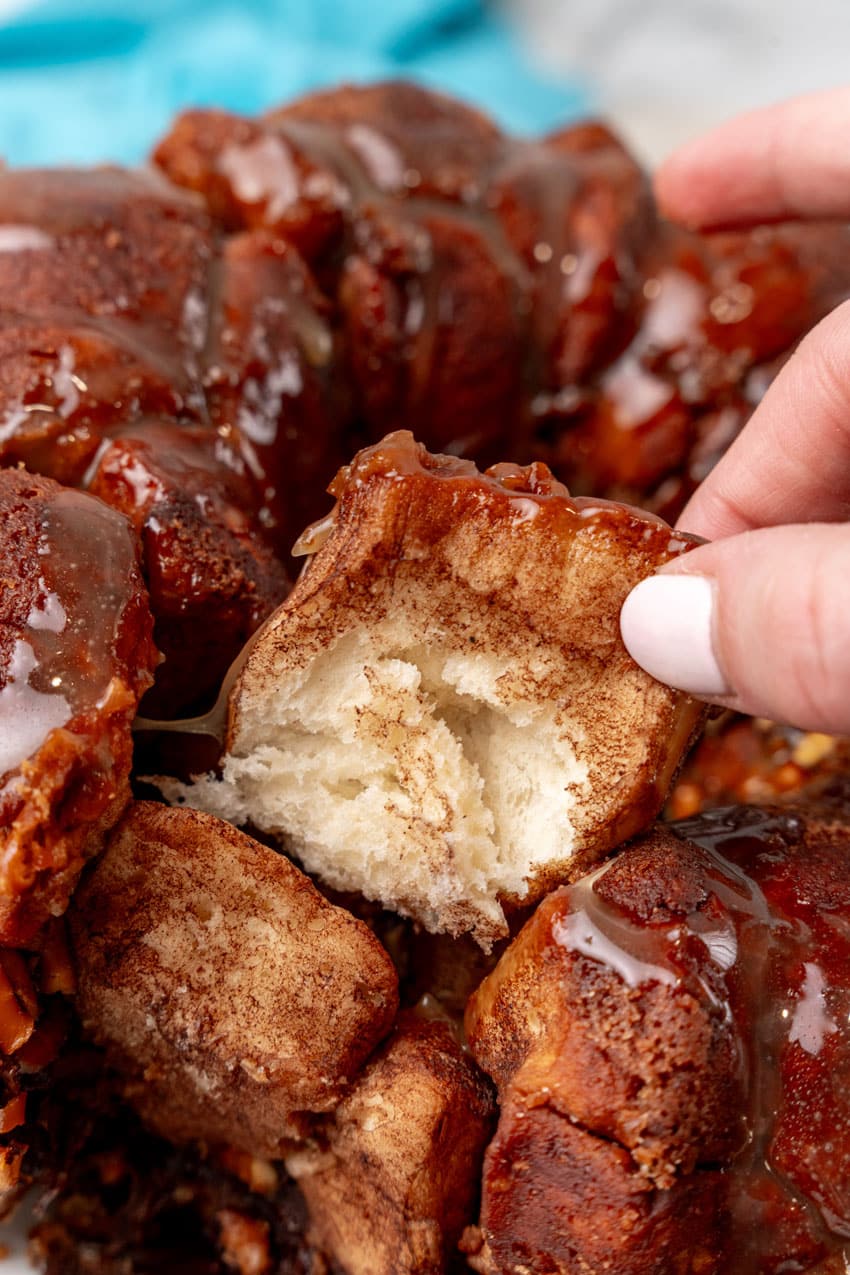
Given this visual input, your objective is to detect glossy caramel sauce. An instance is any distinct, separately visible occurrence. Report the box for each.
[0,168,345,566]
[320,428,699,546]
[132,613,263,745]
[0,170,212,484]
[2,89,849,1259]
[198,112,639,463]
[555,806,850,1271]
[0,487,144,784]
[172,90,850,522]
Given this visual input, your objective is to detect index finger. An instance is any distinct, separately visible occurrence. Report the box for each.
[677,299,850,540]
[656,88,850,230]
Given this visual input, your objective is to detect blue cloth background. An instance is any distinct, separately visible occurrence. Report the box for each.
[0,0,588,166]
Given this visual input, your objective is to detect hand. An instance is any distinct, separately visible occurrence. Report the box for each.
[619,91,850,733]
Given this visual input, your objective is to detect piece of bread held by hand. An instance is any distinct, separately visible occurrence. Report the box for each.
[172,432,706,947]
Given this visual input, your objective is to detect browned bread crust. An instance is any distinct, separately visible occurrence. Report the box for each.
[466,805,850,1274]
[176,432,704,947]
[69,802,400,1158]
[289,1016,494,1275]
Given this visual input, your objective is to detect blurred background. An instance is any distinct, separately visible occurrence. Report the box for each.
[0,0,845,167]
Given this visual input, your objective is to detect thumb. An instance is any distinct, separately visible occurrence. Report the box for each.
[620,524,850,733]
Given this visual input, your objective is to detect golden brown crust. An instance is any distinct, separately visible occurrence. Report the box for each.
[466,807,850,1273]
[289,1016,494,1275]
[199,431,705,945]
[69,802,400,1158]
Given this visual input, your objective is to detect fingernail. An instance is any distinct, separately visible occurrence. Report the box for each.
[619,575,732,697]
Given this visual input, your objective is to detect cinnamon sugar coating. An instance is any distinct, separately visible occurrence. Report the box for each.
[289,1017,494,1275]
[466,806,850,1274]
[70,803,399,1158]
[179,431,704,946]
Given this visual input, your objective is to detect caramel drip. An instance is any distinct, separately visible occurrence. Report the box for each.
[0,489,141,781]
[291,507,336,558]
[276,119,534,409]
[672,807,850,1272]
[492,138,583,369]
[333,429,691,534]
[554,806,850,1271]
[0,304,200,427]
[133,601,277,743]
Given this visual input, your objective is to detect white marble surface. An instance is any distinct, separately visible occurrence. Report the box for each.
[505,0,850,161]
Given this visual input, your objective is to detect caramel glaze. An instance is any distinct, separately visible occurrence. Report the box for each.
[154,81,850,520]
[0,463,155,1198]
[0,921,74,1202]
[299,427,698,560]
[466,805,850,1274]
[87,419,288,717]
[0,168,212,486]
[0,168,347,558]
[320,427,693,534]
[0,167,346,714]
[0,469,157,944]
[671,807,850,1272]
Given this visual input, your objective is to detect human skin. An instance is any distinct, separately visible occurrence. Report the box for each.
[620,89,850,733]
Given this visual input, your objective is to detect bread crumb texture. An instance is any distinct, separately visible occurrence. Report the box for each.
[171,434,704,947]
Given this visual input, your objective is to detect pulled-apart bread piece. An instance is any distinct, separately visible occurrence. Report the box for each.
[464,805,850,1274]
[0,469,157,944]
[69,802,399,1158]
[175,431,705,947]
[287,1016,494,1275]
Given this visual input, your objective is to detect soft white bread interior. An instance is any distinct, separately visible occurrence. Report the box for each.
[69,802,399,1157]
[171,432,705,947]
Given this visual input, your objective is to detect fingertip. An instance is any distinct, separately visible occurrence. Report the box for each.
[649,525,850,734]
[653,150,709,228]
[620,575,730,698]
